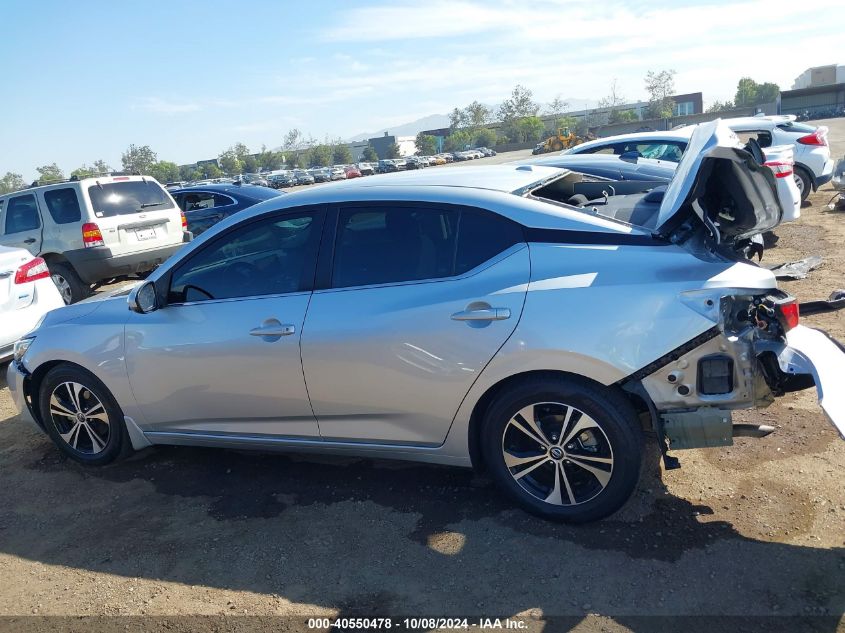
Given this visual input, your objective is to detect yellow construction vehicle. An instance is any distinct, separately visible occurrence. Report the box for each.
[540,127,582,153]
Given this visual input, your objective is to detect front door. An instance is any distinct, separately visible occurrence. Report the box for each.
[125,209,324,438]
[301,203,529,445]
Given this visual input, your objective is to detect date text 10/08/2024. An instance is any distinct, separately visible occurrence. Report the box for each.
[307,617,529,630]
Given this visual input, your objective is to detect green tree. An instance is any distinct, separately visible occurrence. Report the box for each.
[444,130,473,152]
[734,77,758,107]
[242,155,259,173]
[464,101,491,128]
[332,143,353,165]
[611,109,638,123]
[36,163,65,184]
[93,159,111,173]
[148,161,180,183]
[448,107,468,130]
[515,116,546,142]
[218,147,243,175]
[415,133,437,155]
[755,82,780,105]
[473,128,497,148]
[0,172,25,194]
[232,143,250,158]
[200,163,223,179]
[179,165,202,181]
[498,84,539,123]
[122,144,158,174]
[706,99,734,113]
[362,145,378,162]
[309,144,332,167]
[70,165,95,179]
[644,69,676,119]
[545,94,570,129]
[385,143,402,159]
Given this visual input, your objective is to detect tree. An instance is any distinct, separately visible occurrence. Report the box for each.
[232,143,250,158]
[179,165,202,181]
[464,101,491,128]
[474,128,497,148]
[498,84,539,123]
[122,144,158,174]
[734,77,758,108]
[70,165,95,179]
[0,172,24,194]
[200,163,223,179]
[309,144,332,167]
[444,130,473,152]
[449,107,468,130]
[282,129,308,151]
[218,147,243,175]
[385,143,402,159]
[242,155,259,173]
[598,79,630,124]
[515,116,546,142]
[612,109,638,123]
[362,145,378,162]
[332,143,353,165]
[706,99,734,113]
[644,69,676,119]
[545,95,570,128]
[148,161,180,183]
[36,163,65,184]
[257,145,284,171]
[415,133,437,155]
[756,82,780,105]
[93,159,111,173]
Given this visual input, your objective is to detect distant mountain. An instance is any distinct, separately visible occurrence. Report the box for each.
[347,114,450,141]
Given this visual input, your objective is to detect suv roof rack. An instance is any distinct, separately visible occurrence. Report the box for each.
[26,171,143,188]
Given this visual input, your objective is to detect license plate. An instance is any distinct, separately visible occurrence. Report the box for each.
[134,228,156,241]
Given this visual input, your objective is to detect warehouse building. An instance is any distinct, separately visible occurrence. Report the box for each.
[782,64,845,117]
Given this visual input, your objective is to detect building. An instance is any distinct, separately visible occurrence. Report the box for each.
[351,132,418,160]
[792,64,845,90]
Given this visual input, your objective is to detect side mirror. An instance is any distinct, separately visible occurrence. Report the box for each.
[128,280,159,314]
[620,151,640,163]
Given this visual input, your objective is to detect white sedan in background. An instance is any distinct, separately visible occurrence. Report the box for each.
[564,125,801,220]
[0,247,64,361]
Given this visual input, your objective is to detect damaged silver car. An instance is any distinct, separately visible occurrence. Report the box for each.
[8,121,845,523]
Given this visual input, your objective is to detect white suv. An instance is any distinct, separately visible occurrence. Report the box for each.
[0,174,190,303]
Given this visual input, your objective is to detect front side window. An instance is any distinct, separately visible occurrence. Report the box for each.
[332,206,522,289]
[169,211,322,303]
[4,194,40,234]
[87,180,174,217]
[44,188,82,224]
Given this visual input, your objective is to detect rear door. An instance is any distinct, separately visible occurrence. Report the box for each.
[82,177,184,255]
[301,202,529,445]
[0,193,43,256]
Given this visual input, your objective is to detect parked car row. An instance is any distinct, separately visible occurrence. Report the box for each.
[7,120,845,525]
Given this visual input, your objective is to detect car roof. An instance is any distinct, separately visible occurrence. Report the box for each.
[571,129,694,152]
[171,183,282,200]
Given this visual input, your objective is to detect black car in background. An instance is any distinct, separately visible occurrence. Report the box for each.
[170,183,284,236]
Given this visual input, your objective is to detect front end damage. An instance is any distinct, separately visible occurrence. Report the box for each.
[624,287,845,468]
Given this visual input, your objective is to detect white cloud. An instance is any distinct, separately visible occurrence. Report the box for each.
[134,97,201,114]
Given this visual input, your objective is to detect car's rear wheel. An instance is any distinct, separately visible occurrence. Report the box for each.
[793,166,812,202]
[49,262,90,304]
[38,364,132,466]
[481,377,643,523]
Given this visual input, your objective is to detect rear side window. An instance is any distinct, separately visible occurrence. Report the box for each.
[44,188,82,224]
[332,206,522,288]
[4,194,40,234]
[778,122,816,133]
[87,180,174,217]
[180,192,235,211]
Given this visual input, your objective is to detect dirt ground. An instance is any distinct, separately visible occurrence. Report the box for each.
[0,120,844,633]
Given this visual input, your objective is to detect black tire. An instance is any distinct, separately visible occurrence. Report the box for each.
[49,262,90,305]
[481,376,643,523]
[794,166,812,202]
[38,364,132,466]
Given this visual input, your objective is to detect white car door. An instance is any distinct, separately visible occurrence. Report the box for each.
[0,193,43,256]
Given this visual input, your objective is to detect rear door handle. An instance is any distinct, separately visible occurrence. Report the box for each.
[451,308,511,322]
[249,324,295,337]
[23,238,36,244]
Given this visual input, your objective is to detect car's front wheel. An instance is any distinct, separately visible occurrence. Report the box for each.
[482,377,643,523]
[38,364,132,465]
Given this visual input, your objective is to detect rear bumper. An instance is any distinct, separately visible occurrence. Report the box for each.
[814,159,835,188]
[64,238,188,284]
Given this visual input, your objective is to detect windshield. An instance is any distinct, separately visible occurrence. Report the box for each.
[88,180,174,217]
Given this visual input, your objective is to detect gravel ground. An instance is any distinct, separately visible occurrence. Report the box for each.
[0,124,843,632]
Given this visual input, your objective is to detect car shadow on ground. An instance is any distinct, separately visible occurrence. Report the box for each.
[0,409,842,631]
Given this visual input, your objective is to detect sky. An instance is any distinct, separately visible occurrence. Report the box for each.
[1,0,843,180]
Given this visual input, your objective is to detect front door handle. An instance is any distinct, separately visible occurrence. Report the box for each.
[249,324,295,338]
[451,307,511,322]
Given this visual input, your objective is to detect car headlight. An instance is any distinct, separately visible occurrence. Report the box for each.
[13,337,34,365]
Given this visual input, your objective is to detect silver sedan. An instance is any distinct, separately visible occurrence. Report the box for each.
[8,123,845,522]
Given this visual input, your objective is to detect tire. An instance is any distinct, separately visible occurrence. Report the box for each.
[49,262,90,305]
[38,364,132,466]
[793,166,812,202]
[481,376,643,523]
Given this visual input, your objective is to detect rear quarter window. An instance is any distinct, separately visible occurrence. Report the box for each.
[87,180,175,217]
[44,188,82,224]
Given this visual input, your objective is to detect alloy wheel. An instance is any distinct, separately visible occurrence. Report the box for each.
[48,382,110,454]
[51,273,72,304]
[501,402,614,506]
